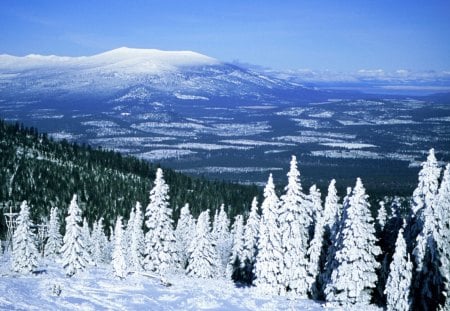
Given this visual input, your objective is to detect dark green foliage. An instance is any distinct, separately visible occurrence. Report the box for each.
[0,120,260,235]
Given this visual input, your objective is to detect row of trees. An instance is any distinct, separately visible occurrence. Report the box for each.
[3,150,449,310]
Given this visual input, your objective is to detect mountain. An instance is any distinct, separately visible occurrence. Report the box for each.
[0,47,304,99]
[0,119,259,231]
[0,48,449,196]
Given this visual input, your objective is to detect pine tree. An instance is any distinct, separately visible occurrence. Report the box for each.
[229,214,245,280]
[81,217,92,259]
[11,201,38,273]
[254,174,284,295]
[124,206,135,267]
[307,188,326,299]
[322,179,341,233]
[411,148,441,216]
[278,155,309,297]
[435,164,450,310]
[112,216,127,279]
[90,217,109,265]
[377,201,388,231]
[60,194,90,276]
[144,168,177,274]
[325,178,381,306]
[385,227,412,311]
[212,204,232,277]
[242,197,260,283]
[130,202,145,272]
[175,203,196,270]
[306,185,322,240]
[187,210,219,279]
[45,206,62,259]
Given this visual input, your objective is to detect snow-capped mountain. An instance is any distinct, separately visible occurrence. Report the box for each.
[0,47,296,97]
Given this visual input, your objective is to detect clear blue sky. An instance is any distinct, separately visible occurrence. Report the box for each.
[0,0,449,71]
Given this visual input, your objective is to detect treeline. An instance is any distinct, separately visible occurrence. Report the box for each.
[0,119,259,235]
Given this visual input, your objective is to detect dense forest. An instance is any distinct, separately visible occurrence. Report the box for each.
[0,119,260,235]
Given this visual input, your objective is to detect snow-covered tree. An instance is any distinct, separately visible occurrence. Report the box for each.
[81,217,91,258]
[187,210,219,278]
[278,155,310,297]
[385,227,412,311]
[11,201,38,273]
[124,206,135,266]
[377,201,388,231]
[242,197,260,265]
[175,203,196,270]
[434,164,450,310]
[112,216,127,279]
[45,207,62,259]
[60,194,90,276]
[325,178,381,306]
[212,204,232,277]
[229,214,245,279]
[254,174,284,295]
[323,179,341,233]
[307,192,326,299]
[129,202,145,272]
[144,168,177,274]
[90,217,109,265]
[306,185,322,240]
[411,148,441,216]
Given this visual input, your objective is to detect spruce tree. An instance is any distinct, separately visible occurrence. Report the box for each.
[307,188,326,299]
[144,168,177,274]
[175,203,196,270]
[112,216,127,279]
[377,201,388,231]
[130,202,145,272]
[90,218,109,265]
[81,217,92,259]
[385,227,412,311]
[212,204,232,277]
[45,206,62,259]
[254,174,284,295]
[11,201,38,273]
[242,196,260,282]
[229,214,245,280]
[278,155,309,297]
[60,194,90,276]
[325,178,381,306]
[322,179,341,233]
[187,210,219,278]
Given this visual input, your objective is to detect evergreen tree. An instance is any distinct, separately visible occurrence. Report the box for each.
[307,189,326,299]
[325,179,381,306]
[11,201,38,273]
[112,216,127,279]
[130,202,145,272]
[254,174,284,295]
[90,217,109,265]
[278,155,309,297]
[60,194,90,276]
[212,204,232,277]
[322,179,341,233]
[411,148,441,216]
[187,210,219,278]
[124,206,135,267]
[175,203,196,270]
[229,214,245,280]
[242,197,260,282]
[435,164,450,310]
[81,217,92,259]
[377,201,388,231]
[144,168,177,274]
[385,227,412,311]
[306,185,322,240]
[45,206,62,259]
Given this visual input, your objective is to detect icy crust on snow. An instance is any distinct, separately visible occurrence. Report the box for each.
[0,261,381,311]
[0,47,219,74]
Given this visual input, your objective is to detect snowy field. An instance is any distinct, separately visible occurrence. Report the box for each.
[0,260,382,311]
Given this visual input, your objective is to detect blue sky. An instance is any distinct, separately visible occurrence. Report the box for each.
[0,0,449,71]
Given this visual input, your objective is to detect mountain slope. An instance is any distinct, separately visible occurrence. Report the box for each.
[0,120,259,233]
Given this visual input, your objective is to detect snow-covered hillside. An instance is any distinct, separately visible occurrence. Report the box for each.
[0,47,293,95]
[0,260,380,311]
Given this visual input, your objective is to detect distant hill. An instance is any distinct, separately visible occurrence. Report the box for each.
[0,119,259,235]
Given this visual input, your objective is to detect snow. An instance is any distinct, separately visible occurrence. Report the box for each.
[0,47,219,75]
[0,259,380,310]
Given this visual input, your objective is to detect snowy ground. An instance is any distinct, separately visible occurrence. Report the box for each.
[0,259,381,311]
